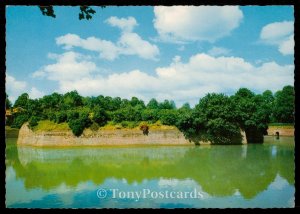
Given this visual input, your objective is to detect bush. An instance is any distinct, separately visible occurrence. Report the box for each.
[67,111,79,122]
[68,111,92,136]
[11,114,29,129]
[121,121,128,128]
[141,109,159,123]
[68,119,85,137]
[28,116,39,129]
[55,112,67,123]
[89,122,99,131]
[120,121,138,128]
[93,107,109,127]
[139,122,149,135]
[158,109,179,126]
[47,112,56,121]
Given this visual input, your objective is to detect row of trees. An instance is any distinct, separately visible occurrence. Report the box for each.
[6,85,294,144]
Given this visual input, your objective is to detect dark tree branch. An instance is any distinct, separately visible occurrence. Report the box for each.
[38,6,105,20]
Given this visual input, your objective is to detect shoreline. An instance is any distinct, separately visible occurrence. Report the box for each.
[16,123,197,147]
[7,123,294,147]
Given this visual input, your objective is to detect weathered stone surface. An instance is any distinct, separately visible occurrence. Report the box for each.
[17,123,192,147]
[17,123,248,147]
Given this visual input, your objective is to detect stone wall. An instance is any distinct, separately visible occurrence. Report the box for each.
[17,123,193,147]
[17,123,250,147]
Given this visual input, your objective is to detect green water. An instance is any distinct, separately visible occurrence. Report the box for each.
[6,136,294,208]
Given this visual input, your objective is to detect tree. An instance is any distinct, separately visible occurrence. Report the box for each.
[231,88,271,143]
[180,103,191,110]
[38,6,100,20]
[176,93,242,145]
[55,112,68,123]
[146,98,159,109]
[141,109,159,123]
[158,109,179,126]
[14,93,29,109]
[28,116,39,129]
[63,91,83,108]
[159,99,176,109]
[93,107,109,127]
[68,111,92,136]
[11,113,29,129]
[6,93,12,110]
[130,97,145,108]
[40,93,62,110]
[272,86,294,123]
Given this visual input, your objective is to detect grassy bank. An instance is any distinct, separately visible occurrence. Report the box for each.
[268,123,294,129]
[6,121,294,138]
[33,120,70,132]
[28,120,177,132]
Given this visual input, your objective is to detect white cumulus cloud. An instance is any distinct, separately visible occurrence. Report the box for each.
[29,87,45,99]
[6,74,45,102]
[56,17,159,61]
[33,51,294,107]
[207,46,231,56]
[6,74,27,102]
[32,51,97,81]
[153,6,243,43]
[106,16,138,32]
[260,21,294,55]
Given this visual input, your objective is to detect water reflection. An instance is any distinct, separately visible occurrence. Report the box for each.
[6,137,294,208]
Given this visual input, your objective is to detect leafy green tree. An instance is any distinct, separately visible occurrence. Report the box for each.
[63,91,83,108]
[38,6,100,20]
[130,97,145,108]
[28,116,39,129]
[55,112,68,123]
[177,93,242,145]
[68,119,85,137]
[67,111,80,122]
[159,99,176,109]
[111,97,122,111]
[47,111,56,121]
[231,88,271,143]
[40,93,62,110]
[27,99,42,117]
[11,113,29,129]
[272,86,294,123]
[93,107,109,126]
[141,109,159,123]
[180,103,191,110]
[120,98,131,109]
[14,93,29,109]
[6,93,12,110]
[68,111,92,136]
[146,98,159,109]
[158,109,179,126]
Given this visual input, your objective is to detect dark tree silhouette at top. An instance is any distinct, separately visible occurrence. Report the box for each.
[38,6,104,20]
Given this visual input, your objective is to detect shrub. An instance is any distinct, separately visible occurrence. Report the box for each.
[11,114,29,129]
[139,122,149,135]
[55,112,67,123]
[68,119,85,137]
[28,116,39,129]
[90,122,99,131]
[67,111,79,122]
[93,107,109,127]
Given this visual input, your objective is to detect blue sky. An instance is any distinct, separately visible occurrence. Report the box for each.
[6,6,294,106]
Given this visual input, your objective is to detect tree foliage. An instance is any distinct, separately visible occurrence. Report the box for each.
[6,93,12,110]
[38,6,101,20]
[7,85,294,140]
[177,93,242,145]
[272,86,294,123]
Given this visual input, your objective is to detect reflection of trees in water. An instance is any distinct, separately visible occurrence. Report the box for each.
[7,140,294,199]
